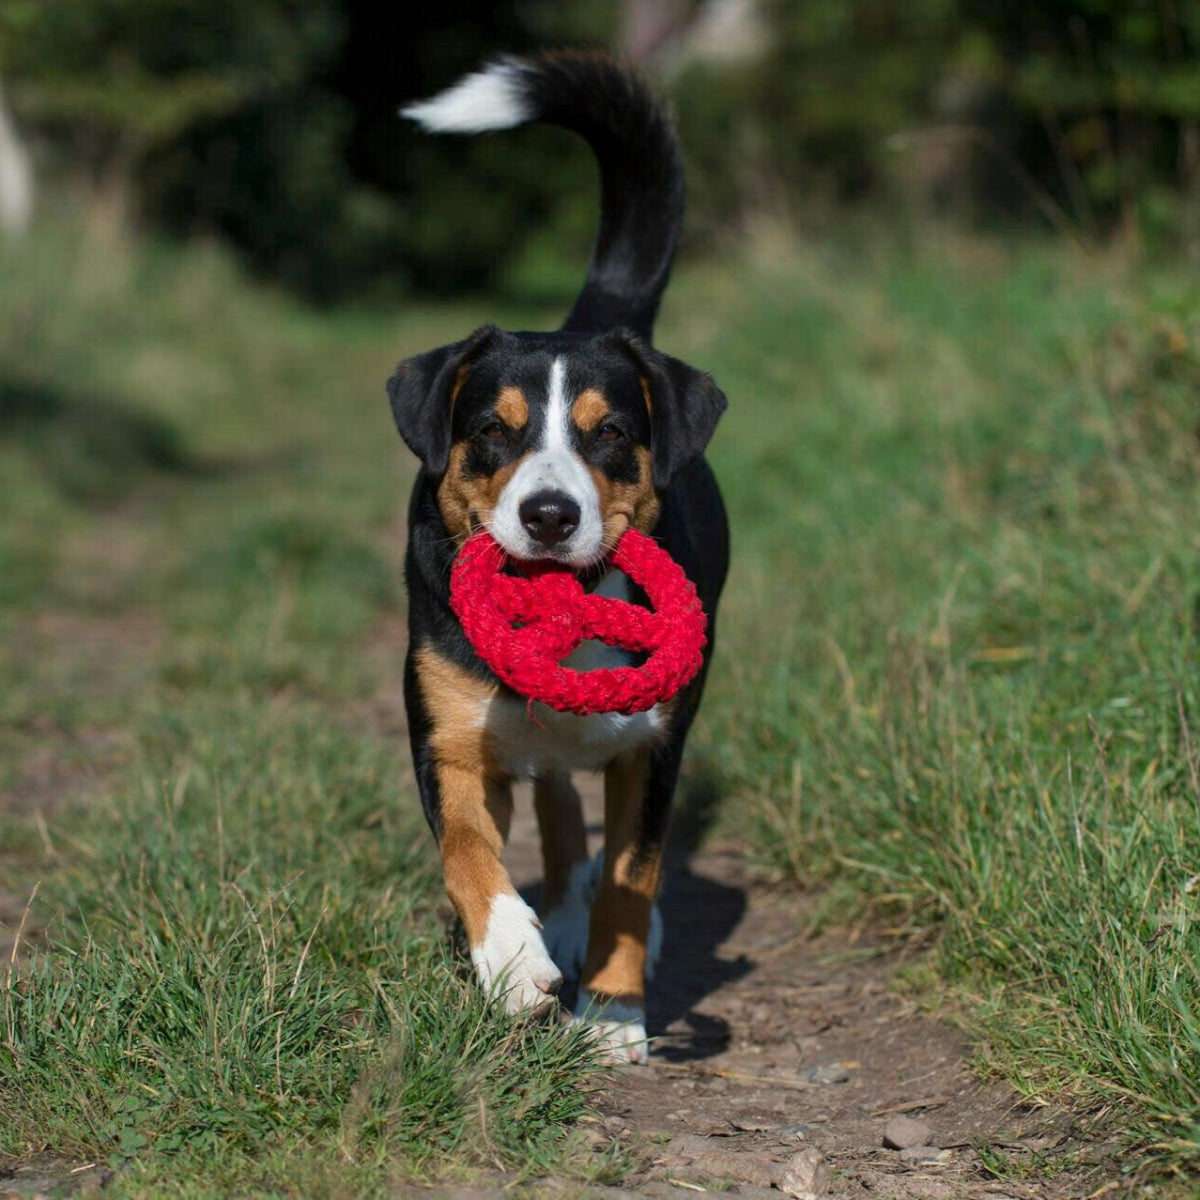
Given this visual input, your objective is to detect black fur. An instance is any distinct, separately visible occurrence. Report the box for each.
[607,330,727,489]
[388,324,501,475]
[509,52,685,338]
[391,52,730,1007]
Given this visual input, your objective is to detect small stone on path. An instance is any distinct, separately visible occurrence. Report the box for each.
[899,1145,952,1165]
[799,1063,850,1084]
[882,1113,933,1149]
[776,1148,830,1199]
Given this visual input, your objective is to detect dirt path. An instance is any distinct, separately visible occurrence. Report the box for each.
[492,777,1112,1200]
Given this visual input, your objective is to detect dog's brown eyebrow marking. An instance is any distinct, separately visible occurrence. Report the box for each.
[572,387,611,431]
[495,386,529,427]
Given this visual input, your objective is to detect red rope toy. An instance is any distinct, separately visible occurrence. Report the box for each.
[450,529,707,716]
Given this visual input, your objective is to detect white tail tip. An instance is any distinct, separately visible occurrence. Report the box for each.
[401,59,532,134]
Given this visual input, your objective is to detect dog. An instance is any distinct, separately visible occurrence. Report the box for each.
[390,51,728,1063]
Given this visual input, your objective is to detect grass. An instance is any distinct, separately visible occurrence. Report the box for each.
[2,709,610,1187]
[0,221,614,1195]
[680,227,1200,1178]
[1,211,1199,1188]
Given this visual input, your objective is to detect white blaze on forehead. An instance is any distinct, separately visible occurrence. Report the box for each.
[489,355,605,564]
[543,357,569,452]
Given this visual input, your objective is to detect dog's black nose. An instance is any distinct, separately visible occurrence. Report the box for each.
[519,490,580,547]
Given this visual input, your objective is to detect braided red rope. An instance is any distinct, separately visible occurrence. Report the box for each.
[449,529,707,716]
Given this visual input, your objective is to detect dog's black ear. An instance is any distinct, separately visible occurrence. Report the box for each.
[609,330,728,489]
[387,324,500,474]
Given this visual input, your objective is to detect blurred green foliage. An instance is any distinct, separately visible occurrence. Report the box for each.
[980,0,1200,237]
[681,0,1200,245]
[3,1,1200,300]
[0,0,603,300]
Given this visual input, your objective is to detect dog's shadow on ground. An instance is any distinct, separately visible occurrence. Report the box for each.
[649,764,751,1061]
[521,762,751,1063]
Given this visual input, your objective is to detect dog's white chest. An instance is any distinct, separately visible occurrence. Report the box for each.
[480,569,663,776]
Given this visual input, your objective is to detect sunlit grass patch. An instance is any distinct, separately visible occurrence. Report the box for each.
[1,705,608,1189]
[0,218,604,1192]
[682,232,1200,1173]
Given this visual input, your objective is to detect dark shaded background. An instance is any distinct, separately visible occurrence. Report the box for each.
[2,0,1199,302]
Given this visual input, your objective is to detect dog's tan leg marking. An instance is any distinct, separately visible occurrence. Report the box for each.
[416,646,562,1011]
[577,748,658,1062]
[438,765,513,943]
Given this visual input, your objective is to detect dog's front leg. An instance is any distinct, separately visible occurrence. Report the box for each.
[434,763,563,1013]
[576,745,670,1063]
[408,645,563,1014]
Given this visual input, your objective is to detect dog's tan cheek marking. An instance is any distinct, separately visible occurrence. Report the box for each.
[572,388,610,432]
[495,386,529,428]
[436,444,471,539]
[581,749,658,1004]
[591,445,660,542]
[437,450,527,542]
[415,646,514,944]
[433,364,476,537]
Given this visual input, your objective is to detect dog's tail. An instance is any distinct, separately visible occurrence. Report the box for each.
[402,51,683,340]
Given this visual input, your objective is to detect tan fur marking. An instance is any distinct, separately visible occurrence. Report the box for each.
[571,388,611,432]
[495,386,529,428]
[439,769,514,944]
[581,749,659,1004]
[416,645,500,772]
[533,773,589,913]
[639,376,653,416]
[415,646,515,946]
[589,444,660,548]
[450,364,470,405]
[437,447,527,543]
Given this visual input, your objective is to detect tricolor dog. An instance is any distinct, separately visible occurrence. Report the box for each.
[391,51,728,1063]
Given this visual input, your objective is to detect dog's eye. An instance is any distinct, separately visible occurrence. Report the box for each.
[597,423,623,443]
[479,421,507,440]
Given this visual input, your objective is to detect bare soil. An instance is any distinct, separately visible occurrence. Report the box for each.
[487,776,1120,1199]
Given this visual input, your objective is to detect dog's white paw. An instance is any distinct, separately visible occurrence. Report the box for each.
[573,991,650,1065]
[472,894,563,1015]
[541,860,593,978]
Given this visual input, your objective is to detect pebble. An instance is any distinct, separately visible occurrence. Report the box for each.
[776,1148,831,1198]
[800,1063,851,1084]
[899,1145,952,1165]
[882,1114,933,1149]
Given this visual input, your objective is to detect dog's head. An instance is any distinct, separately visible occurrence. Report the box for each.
[388,327,726,567]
